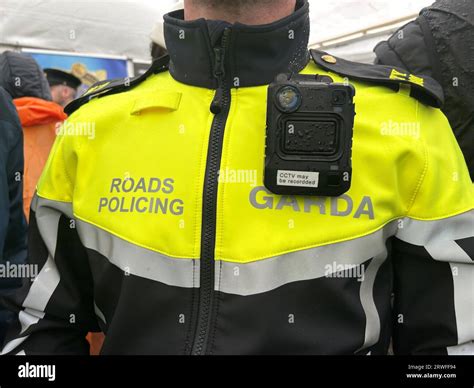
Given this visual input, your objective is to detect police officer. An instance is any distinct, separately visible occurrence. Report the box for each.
[2,0,473,355]
[44,68,81,108]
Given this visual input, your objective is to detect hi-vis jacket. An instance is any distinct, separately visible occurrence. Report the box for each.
[2,0,473,355]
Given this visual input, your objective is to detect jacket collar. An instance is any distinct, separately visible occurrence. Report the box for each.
[163,0,310,89]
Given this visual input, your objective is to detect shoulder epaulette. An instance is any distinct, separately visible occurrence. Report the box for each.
[310,49,444,108]
[65,55,170,116]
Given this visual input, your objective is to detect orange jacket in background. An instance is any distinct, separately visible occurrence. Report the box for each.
[13,97,67,220]
[87,333,105,355]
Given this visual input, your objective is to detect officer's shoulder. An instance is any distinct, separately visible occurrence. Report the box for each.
[310,49,444,108]
[64,55,170,116]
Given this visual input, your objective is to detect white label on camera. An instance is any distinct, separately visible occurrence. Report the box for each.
[277,170,319,188]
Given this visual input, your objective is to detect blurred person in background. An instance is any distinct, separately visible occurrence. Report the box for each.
[44,68,81,108]
[374,0,474,180]
[0,86,27,346]
[0,51,67,220]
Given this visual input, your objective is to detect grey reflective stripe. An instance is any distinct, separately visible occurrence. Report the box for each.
[216,222,397,296]
[449,263,474,346]
[76,219,199,289]
[21,256,60,314]
[94,302,107,325]
[19,197,68,335]
[19,308,45,335]
[447,341,474,355]
[427,240,472,264]
[30,194,38,212]
[396,210,474,247]
[22,204,62,313]
[31,195,73,218]
[2,196,69,355]
[1,336,29,355]
[357,252,387,353]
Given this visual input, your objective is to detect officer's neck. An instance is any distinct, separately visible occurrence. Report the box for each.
[183,0,297,25]
[164,0,310,89]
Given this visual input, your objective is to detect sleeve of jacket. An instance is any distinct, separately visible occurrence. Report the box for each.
[1,125,100,355]
[392,103,474,355]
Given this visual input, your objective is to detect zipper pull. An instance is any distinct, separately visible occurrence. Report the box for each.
[210,46,225,114]
[210,87,224,115]
[210,28,231,115]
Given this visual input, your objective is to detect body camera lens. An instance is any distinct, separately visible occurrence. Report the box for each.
[276,85,302,113]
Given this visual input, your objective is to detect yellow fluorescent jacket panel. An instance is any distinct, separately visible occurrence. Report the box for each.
[37,63,474,263]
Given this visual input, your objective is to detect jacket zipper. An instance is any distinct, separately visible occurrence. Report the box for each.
[191,28,232,355]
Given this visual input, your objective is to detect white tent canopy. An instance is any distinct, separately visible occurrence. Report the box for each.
[0,0,434,63]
